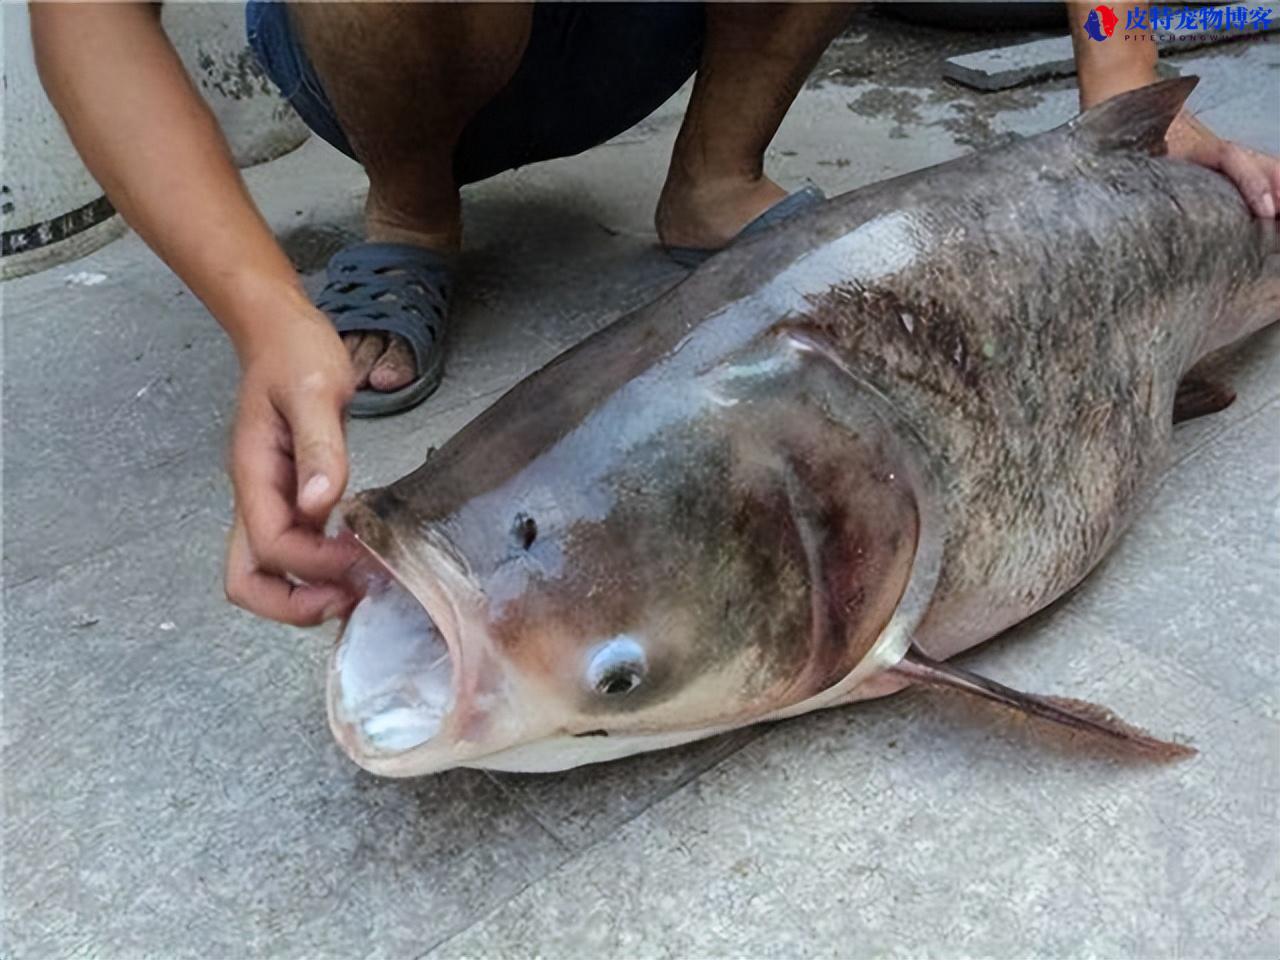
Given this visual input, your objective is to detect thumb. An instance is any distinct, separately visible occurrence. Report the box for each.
[281,386,349,523]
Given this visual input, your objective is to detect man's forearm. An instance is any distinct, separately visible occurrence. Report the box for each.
[30,1,309,361]
[1067,1,1159,108]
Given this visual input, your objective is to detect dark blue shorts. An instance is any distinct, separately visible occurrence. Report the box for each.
[246,1,705,185]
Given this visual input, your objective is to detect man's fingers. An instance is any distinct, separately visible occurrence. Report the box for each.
[230,399,297,545]
[225,324,367,626]
[231,404,297,540]
[1166,115,1280,219]
[226,514,356,626]
[256,524,364,586]
[1219,142,1277,220]
[229,566,353,626]
[229,413,360,589]
[276,379,351,522]
[231,462,362,583]
[228,370,359,622]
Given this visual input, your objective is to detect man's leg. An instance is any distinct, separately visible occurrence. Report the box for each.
[656,3,853,253]
[289,2,532,391]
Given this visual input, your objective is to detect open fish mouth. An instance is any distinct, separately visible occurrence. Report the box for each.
[327,562,460,772]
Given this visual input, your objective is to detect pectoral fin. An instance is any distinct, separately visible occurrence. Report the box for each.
[890,647,1195,760]
[1173,373,1236,423]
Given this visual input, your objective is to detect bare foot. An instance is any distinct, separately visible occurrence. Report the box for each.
[342,208,459,393]
[654,171,788,253]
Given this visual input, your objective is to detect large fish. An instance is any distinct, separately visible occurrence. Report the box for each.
[328,78,1277,777]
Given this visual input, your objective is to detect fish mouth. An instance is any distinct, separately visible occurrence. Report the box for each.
[328,496,577,777]
[326,498,480,777]
[327,568,458,770]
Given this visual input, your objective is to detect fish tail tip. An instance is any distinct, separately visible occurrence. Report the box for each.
[1133,736,1198,763]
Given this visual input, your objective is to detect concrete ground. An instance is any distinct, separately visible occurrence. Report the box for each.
[4,15,1278,959]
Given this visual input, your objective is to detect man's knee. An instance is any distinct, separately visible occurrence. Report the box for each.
[289,1,530,107]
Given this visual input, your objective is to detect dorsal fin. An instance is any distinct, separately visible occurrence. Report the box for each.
[890,646,1195,760]
[1068,76,1199,156]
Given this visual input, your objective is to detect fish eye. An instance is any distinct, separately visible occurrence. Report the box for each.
[512,513,538,550]
[598,670,642,696]
[586,637,647,697]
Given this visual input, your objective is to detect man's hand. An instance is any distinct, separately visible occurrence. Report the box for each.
[1068,2,1280,220]
[1165,111,1280,220]
[225,307,364,626]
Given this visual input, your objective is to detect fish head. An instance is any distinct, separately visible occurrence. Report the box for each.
[329,331,926,776]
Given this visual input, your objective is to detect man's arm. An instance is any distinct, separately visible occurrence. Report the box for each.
[1066,0,1280,219]
[32,2,360,624]
[32,2,304,345]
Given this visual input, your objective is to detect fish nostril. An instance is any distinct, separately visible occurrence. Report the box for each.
[512,513,537,550]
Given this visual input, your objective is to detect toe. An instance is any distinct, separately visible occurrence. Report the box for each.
[342,331,366,373]
[369,336,417,391]
[349,334,385,389]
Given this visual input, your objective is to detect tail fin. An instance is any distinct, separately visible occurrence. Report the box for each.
[890,647,1195,760]
[1068,76,1199,156]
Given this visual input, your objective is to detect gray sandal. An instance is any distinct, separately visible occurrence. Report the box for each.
[316,243,452,418]
[664,184,826,268]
